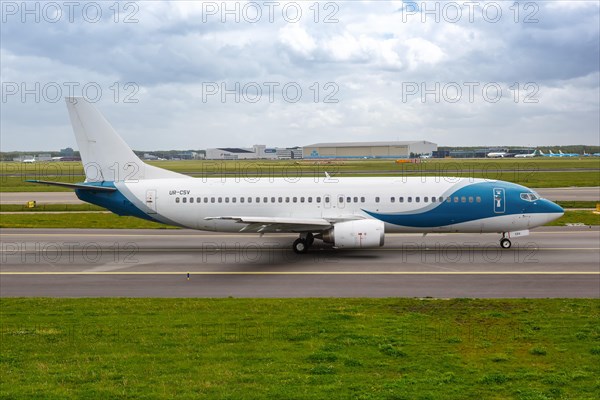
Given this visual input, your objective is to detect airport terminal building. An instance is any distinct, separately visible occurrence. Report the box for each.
[303,141,437,159]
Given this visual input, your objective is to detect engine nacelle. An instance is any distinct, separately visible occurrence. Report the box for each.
[323,219,385,249]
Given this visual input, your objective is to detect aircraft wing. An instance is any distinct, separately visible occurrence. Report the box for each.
[204,215,364,233]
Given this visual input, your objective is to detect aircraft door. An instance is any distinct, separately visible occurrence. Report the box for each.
[493,188,505,214]
[146,189,157,214]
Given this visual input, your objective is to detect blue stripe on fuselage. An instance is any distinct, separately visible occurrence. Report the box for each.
[363,181,539,228]
[75,182,159,222]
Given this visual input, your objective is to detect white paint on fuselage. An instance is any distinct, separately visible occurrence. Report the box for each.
[116,177,559,234]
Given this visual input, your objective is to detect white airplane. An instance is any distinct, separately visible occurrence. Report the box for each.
[514,150,538,158]
[486,151,507,158]
[22,156,36,163]
[28,98,564,252]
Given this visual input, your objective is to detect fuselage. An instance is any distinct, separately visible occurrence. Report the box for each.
[76,177,564,234]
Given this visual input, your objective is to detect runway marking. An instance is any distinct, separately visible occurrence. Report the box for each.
[1,271,598,275]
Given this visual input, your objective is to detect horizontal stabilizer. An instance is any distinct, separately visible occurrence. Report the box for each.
[25,180,117,192]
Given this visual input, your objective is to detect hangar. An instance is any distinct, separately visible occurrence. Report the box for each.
[303,141,437,159]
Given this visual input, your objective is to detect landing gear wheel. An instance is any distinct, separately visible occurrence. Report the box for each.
[500,238,512,249]
[293,238,308,254]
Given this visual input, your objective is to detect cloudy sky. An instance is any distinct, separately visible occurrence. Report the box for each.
[1,1,599,151]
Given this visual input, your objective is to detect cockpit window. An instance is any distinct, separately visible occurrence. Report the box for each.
[520,192,540,202]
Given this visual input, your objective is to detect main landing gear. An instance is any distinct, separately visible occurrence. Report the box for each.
[500,233,512,249]
[292,233,314,254]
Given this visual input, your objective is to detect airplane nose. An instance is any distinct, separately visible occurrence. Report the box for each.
[545,200,564,215]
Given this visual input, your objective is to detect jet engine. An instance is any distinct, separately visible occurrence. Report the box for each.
[322,220,385,249]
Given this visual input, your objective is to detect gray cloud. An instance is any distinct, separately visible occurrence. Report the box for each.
[1,1,599,151]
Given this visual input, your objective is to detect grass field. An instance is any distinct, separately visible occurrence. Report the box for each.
[2,158,599,191]
[1,298,598,399]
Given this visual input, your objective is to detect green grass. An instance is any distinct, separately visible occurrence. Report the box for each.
[1,210,598,229]
[2,159,599,191]
[0,204,107,212]
[555,201,600,209]
[0,212,176,229]
[545,210,600,226]
[1,298,598,399]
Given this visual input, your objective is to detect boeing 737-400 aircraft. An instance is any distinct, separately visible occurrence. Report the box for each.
[29,98,564,253]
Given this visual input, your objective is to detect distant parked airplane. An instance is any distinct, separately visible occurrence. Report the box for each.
[539,150,561,157]
[514,150,538,158]
[22,156,36,163]
[558,150,579,157]
[487,151,508,158]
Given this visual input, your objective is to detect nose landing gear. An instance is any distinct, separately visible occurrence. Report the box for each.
[500,233,512,249]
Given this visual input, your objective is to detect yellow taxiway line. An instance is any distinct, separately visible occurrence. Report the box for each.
[1,271,598,275]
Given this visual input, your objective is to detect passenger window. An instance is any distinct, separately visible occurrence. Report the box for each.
[416,197,420,203]
[454,197,459,203]
[408,197,412,203]
[399,197,404,203]
[293,197,297,203]
[218,197,223,203]
[285,197,290,203]
[308,197,313,203]
[255,197,260,203]
[461,196,466,203]
[476,196,481,203]
[325,197,330,203]
[190,197,194,203]
[182,197,187,203]
[339,197,344,203]
[316,197,321,203]
[233,197,237,203]
[353,197,358,203]
[225,197,229,203]
[375,197,380,203]
[431,197,436,203]
[361,197,365,203]
[301,197,305,203]
[248,197,252,203]
[204,197,208,203]
[391,197,395,203]
[240,197,244,203]
[175,197,180,203]
[197,197,201,203]
[278,197,282,203]
[271,197,275,203]
[211,197,215,203]
[468,196,473,203]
